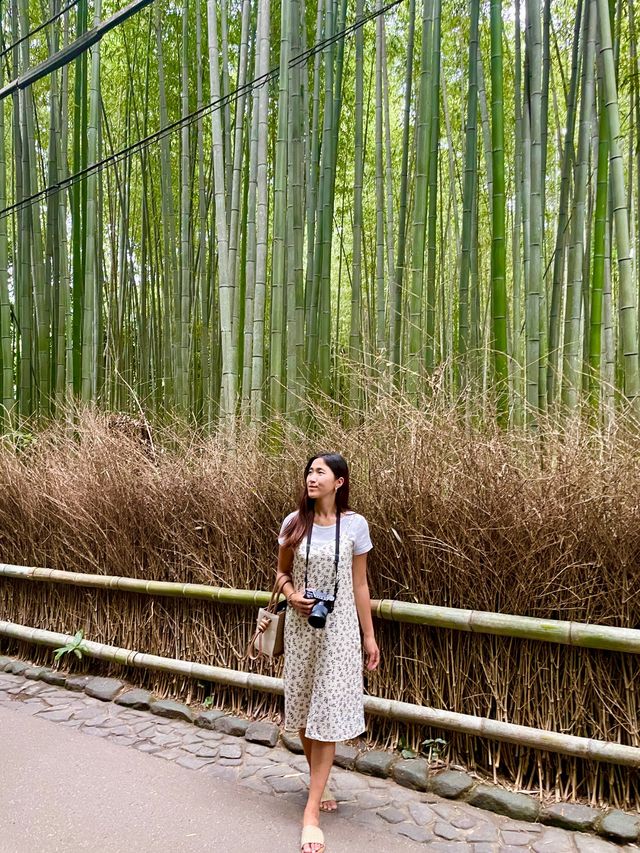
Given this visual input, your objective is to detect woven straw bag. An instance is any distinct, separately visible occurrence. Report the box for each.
[245,576,288,661]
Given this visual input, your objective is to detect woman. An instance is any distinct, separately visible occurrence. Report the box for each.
[276,452,380,853]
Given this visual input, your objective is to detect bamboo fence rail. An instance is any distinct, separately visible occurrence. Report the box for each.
[0,563,271,606]
[1,619,639,767]
[2,563,640,654]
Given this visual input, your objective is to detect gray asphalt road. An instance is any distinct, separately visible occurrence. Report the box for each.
[0,704,421,853]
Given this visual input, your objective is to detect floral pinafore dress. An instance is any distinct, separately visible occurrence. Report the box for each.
[283,515,366,742]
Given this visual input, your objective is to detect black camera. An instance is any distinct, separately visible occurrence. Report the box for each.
[304,589,335,629]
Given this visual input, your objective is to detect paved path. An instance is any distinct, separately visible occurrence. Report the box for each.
[0,670,635,853]
[1,703,422,853]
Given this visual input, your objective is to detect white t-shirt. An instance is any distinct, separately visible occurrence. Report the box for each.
[278,510,373,556]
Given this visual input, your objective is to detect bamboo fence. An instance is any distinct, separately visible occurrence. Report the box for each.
[1,619,639,768]
[2,412,640,805]
[2,563,640,655]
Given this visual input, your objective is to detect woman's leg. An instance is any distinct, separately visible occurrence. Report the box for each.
[299,727,312,765]
[300,738,335,851]
[299,728,336,812]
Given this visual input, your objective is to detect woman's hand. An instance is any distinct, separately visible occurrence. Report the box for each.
[288,589,314,617]
[363,635,380,671]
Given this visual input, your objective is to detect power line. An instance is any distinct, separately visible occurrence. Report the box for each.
[0,0,403,221]
[0,0,155,100]
[0,0,81,61]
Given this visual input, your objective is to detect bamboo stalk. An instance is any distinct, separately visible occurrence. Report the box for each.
[374,0,386,355]
[1,619,639,766]
[3,564,640,654]
[526,0,544,415]
[207,0,236,422]
[242,50,258,415]
[596,0,640,407]
[562,0,596,409]
[425,0,441,375]
[81,0,102,402]
[269,0,292,415]
[155,2,177,405]
[17,0,33,418]
[407,0,434,391]
[250,0,270,423]
[289,0,305,417]
[0,16,12,423]
[349,0,364,412]
[589,77,609,403]
[459,0,480,381]
[546,0,582,405]
[391,0,415,377]
[178,0,191,412]
[490,0,509,417]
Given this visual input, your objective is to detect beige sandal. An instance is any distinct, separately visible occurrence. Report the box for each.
[320,785,337,812]
[300,825,325,853]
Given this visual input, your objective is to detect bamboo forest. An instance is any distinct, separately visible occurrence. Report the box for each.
[0,0,639,429]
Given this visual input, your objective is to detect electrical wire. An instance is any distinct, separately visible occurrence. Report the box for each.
[0,0,404,222]
[0,0,155,99]
[0,0,81,61]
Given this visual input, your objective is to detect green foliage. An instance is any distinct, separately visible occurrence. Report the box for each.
[421,737,448,762]
[397,733,418,759]
[1,430,36,454]
[397,733,448,762]
[1,0,639,426]
[197,680,215,708]
[53,630,88,663]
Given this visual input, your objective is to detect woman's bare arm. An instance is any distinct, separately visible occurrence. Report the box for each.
[276,545,313,616]
[276,544,294,589]
[352,552,380,670]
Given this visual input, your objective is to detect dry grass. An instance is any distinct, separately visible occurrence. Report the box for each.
[1,398,639,808]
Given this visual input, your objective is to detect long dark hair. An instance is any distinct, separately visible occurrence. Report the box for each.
[281,452,351,550]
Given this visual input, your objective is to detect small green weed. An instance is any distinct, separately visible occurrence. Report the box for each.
[53,630,87,663]
[421,737,448,762]
[397,734,448,763]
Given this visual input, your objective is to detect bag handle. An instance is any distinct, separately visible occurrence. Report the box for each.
[244,575,289,662]
[266,573,289,612]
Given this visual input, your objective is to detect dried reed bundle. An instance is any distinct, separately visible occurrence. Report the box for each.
[1,401,639,807]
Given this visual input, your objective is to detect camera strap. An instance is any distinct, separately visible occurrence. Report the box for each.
[304,510,341,600]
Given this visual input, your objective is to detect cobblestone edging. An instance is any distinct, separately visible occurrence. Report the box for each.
[1,655,639,852]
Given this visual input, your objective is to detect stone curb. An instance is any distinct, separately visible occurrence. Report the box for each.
[0,654,638,846]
